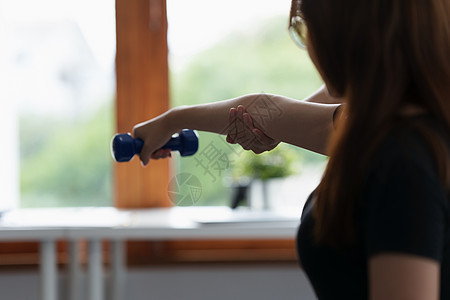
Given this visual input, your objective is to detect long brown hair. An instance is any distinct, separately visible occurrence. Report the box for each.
[299,0,450,247]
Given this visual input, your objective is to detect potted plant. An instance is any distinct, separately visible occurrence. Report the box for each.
[231,144,302,210]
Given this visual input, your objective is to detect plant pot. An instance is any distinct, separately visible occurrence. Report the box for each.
[249,178,286,211]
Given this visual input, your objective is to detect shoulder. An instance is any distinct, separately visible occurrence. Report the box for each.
[365,119,448,209]
[369,119,445,184]
[364,117,449,206]
[361,118,450,261]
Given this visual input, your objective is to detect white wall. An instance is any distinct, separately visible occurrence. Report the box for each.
[0,264,317,300]
[0,11,19,212]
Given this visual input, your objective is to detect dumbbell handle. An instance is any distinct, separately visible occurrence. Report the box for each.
[111,129,198,162]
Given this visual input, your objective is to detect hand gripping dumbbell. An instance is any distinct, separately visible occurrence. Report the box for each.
[111,129,199,162]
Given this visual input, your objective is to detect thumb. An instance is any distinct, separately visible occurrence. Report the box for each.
[253,128,275,145]
[139,142,155,166]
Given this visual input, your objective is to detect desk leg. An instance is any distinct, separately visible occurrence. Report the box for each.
[68,240,80,300]
[40,240,57,300]
[111,240,125,300]
[88,239,103,300]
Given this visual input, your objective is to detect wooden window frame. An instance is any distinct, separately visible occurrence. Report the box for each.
[115,0,171,209]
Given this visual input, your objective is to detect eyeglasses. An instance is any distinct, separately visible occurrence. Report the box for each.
[289,16,308,49]
[288,0,307,49]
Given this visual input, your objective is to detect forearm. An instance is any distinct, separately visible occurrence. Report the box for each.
[165,98,248,135]
[155,84,340,136]
[245,94,338,155]
[166,93,338,155]
[133,92,338,165]
[133,94,266,165]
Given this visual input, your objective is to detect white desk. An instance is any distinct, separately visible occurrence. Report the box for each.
[0,207,300,300]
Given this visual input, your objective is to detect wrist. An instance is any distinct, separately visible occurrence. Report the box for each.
[164,106,186,133]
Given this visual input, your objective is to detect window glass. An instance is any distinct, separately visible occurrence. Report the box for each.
[167,0,327,207]
[0,0,115,207]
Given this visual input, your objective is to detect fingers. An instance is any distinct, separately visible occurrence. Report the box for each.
[229,107,237,121]
[132,118,177,166]
[139,145,172,167]
[243,112,255,130]
[235,105,246,137]
[139,144,152,166]
[227,105,251,144]
[252,128,275,145]
[226,104,281,154]
[227,105,259,149]
[228,105,251,137]
[226,134,236,144]
[227,107,238,143]
[151,149,172,159]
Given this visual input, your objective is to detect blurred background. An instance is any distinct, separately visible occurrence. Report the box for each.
[0,0,326,209]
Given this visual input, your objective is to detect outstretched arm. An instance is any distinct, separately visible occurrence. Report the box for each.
[133,86,341,165]
[226,85,342,154]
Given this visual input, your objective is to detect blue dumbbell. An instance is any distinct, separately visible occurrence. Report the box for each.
[111,129,199,162]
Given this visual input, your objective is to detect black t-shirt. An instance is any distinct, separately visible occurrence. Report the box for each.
[297,120,450,299]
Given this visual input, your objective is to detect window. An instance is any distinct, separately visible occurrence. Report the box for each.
[0,0,116,208]
[167,0,326,207]
[0,0,325,210]
[0,0,116,266]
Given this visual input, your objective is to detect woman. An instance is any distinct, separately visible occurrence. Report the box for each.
[133,0,450,298]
